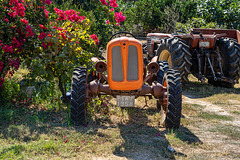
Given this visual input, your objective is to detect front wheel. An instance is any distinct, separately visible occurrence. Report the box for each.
[161,69,182,129]
[156,61,169,110]
[70,67,87,125]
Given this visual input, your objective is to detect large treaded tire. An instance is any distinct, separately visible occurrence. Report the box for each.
[157,61,169,84]
[156,37,192,81]
[70,67,87,125]
[161,69,182,129]
[156,61,169,110]
[208,38,240,88]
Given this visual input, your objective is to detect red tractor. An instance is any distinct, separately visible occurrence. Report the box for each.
[70,32,182,129]
[146,29,240,87]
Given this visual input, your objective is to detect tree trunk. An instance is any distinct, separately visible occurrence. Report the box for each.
[58,76,70,104]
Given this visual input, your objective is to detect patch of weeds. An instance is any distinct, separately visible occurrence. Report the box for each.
[183,80,240,99]
[174,127,202,145]
[210,125,240,140]
[165,129,185,147]
[231,110,240,115]
[191,104,205,110]
[182,103,201,116]
[0,144,26,159]
[87,97,112,124]
[198,112,233,121]
[205,94,240,105]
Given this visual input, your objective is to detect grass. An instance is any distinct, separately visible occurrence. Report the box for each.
[1,95,239,159]
[184,74,240,100]
[210,125,240,140]
[231,110,240,115]
[1,69,240,159]
[197,112,233,121]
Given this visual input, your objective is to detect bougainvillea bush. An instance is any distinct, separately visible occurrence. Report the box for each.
[0,0,125,103]
[0,0,49,88]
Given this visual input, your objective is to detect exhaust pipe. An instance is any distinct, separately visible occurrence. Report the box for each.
[147,62,159,74]
[95,60,107,73]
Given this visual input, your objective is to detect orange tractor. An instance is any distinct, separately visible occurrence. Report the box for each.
[146,29,240,87]
[70,32,182,129]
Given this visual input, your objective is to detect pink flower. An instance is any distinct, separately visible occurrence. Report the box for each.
[64,139,68,143]
[44,9,49,19]
[25,25,34,37]
[39,24,47,30]
[100,0,107,5]
[59,33,66,40]
[57,152,59,155]
[90,34,99,45]
[54,8,63,14]
[0,78,5,87]
[63,135,66,138]
[16,2,25,17]
[110,8,114,12]
[114,12,125,23]
[20,18,28,25]
[109,0,118,8]
[12,37,21,49]
[3,45,14,53]
[42,42,47,49]
[45,0,51,5]
[0,61,3,72]
[38,32,47,40]
[56,27,63,31]
[4,18,9,23]
[106,20,109,24]
[82,141,85,143]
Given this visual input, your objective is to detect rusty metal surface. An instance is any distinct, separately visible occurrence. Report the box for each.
[87,79,167,99]
[192,28,240,44]
[95,60,107,73]
[147,62,159,73]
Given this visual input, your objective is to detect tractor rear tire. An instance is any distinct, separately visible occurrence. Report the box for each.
[156,61,169,110]
[208,38,240,88]
[155,37,192,81]
[70,67,87,125]
[161,69,182,129]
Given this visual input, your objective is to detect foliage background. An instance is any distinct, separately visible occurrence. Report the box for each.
[0,0,239,106]
[119,0,240,33]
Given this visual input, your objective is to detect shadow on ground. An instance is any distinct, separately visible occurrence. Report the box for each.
[111,107,189,160]
[0,103,68,143]
[183,81,240,99]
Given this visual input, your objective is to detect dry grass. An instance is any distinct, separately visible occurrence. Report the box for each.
[1,74,240,159]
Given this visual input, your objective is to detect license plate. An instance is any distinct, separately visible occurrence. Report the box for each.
[117,96,135,107]
[199,41,210,48]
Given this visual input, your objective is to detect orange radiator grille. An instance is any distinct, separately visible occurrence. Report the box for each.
[107,37,143,90]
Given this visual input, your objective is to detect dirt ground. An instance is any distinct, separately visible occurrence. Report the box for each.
[79,78,240,160]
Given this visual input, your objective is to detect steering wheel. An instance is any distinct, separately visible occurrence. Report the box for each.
[172,30,187,35]
[109,31,137,41]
